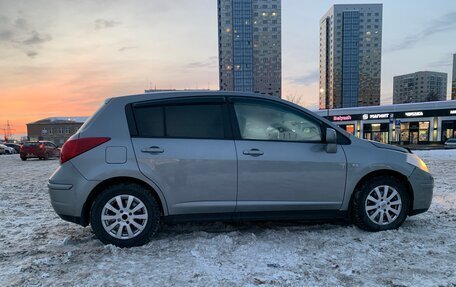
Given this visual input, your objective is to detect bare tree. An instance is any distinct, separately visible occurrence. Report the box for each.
[285,94,305,106]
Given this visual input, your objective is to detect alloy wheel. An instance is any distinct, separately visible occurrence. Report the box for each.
[101,195,148,239]
[365,185,402,225]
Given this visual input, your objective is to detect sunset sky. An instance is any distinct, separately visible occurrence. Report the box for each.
[0,0,455,137]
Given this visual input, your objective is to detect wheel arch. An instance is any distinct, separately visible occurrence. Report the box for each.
[80,176,167,226]
[348,169,414,217]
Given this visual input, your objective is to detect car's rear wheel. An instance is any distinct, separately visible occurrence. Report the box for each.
[20,157,26,161]
[44,152,49,160]
[90,183,160,247]
[352,176,410,231]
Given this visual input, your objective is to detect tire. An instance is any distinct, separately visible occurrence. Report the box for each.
[352,176,410,231]
[44,153,49,160]
[90,183,161,248]
[21,157,27,161]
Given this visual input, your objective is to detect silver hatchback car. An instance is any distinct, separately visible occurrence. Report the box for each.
[49,91,433,247]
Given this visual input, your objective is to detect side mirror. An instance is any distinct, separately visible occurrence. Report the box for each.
[325,128,337,153]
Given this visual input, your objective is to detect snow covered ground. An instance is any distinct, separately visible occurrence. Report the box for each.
[0,150,455,286]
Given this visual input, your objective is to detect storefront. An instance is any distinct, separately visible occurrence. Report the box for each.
[338,124,355,135]
[329,115,360,137]
[316,101,456,145]
[441,119,456,142]
[363,123,389,143]
[398,121,430,145]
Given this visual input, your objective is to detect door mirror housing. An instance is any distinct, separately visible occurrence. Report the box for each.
[325,128,337,153]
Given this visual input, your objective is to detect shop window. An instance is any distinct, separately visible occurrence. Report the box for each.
[346,125,355,134]
[419,122,429,142]
[363,123,388,143]
[400,123,409,141]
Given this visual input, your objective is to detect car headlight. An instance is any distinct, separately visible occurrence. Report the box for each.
[406,153,429,172]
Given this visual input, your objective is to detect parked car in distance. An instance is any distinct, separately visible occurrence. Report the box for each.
[2,143,21,153]
[20,141,60,160]
[444,138,456,149]
[48,91,434,247]
[0,144,16,154]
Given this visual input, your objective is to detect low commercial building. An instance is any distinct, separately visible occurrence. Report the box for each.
[26,117,87,146]
[393,71,448,104]
[315,100,456,145]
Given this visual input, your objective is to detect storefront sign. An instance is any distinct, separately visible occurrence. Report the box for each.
[405,111,424,117]
[333,115,352,121]
[362,113,391,120]
[325,108,456,123]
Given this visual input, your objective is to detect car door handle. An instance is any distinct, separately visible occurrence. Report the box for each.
[243,148,264,156]
[141,146,164,154]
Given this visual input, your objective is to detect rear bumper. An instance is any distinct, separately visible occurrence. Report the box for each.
[48,162,99,226]
[408,168,434,215]
[21,151,45,158]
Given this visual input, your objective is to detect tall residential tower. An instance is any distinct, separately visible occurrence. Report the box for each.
[452,53,456,100]
[319,4,383,109]
[218,0,281,97]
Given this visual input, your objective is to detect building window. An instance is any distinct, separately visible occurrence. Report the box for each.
[65,127,71,134]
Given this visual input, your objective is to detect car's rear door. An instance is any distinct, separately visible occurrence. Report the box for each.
[45,142,59,157]
[129,97,238,216]
[229,97,347,213]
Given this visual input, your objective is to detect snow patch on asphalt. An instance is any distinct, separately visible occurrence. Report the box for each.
[0,151,455,286]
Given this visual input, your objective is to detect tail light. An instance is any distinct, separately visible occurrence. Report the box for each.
[40,144,45,149]
[60,137,110,164]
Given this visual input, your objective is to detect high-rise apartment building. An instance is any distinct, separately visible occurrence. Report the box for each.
[393,71,448,104]
[452,54,456,100]
[319,4,382,109]
[218,0,281,97]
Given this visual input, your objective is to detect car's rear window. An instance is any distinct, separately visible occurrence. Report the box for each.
[133,103,225,139]
[23,142,39,147]
[165,105,225,139]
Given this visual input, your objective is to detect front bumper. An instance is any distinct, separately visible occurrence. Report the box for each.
[408,167,434,215]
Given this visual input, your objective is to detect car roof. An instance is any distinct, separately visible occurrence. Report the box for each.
[110,90,283,104]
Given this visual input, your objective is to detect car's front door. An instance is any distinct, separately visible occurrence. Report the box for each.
[230,98,347,212]
[130,98,238,215]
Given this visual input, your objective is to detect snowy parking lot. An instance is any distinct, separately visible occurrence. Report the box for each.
[0,150,455,286]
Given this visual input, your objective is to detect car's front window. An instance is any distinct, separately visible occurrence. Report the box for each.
[233,100,322,142]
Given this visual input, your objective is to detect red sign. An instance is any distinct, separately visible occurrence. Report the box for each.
[333,115,352,121]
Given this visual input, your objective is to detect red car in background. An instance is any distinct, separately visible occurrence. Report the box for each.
[20,141,60,161]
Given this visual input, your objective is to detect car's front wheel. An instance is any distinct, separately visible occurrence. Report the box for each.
[352,176,410,231]
[90,183,161,247]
